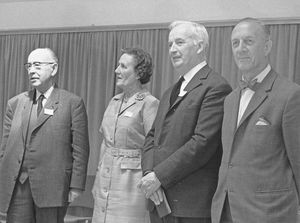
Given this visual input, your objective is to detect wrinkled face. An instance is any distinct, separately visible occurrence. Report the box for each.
[115,53,138,90]
[168,24,200,74]
[231,22,271,76]
[26,49,57,93]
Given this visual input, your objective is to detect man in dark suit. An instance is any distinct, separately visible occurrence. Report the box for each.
[211,18,300,223]
[138,21,232,223]
[0,48,90,223]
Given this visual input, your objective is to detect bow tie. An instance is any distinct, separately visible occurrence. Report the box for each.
[239,78,259,91]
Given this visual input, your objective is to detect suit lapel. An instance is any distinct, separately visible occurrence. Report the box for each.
[34,88,59,131]
[222,88,241,159]
[158,65,211,143]
[228,88,241,132]
[236,70,277,129]
[22,90,35,142]
[169,65,211,110]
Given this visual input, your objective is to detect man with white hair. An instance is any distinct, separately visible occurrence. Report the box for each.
[139,21,232,223]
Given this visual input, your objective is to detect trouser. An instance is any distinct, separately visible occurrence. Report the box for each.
[7,179,68,223]
[150,208,211,223]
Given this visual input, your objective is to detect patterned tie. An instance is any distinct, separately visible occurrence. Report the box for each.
[170,76,185,105]
[37,94,45,116]
[239,78,259,91]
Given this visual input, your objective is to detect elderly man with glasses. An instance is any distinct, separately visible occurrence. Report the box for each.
[0,48,90,223]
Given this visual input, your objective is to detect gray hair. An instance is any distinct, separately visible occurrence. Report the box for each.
[169,20,209,51]
[235,17,271,40]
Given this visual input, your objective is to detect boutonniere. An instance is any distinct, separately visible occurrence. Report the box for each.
[135,92,146,101]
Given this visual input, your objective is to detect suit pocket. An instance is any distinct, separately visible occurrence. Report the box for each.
[255,187,293,204]
[254,187,296,214]
[251,124,280,155]
[255,187,291,194]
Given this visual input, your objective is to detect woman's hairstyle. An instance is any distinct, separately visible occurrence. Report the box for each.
[121,47,153,84]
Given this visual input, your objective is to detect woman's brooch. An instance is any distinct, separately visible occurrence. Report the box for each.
[135,92,146,101]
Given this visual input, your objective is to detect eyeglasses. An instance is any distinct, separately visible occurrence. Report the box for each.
[24,62,56,70]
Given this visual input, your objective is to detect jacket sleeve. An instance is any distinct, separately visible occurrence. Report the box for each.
[282,86,300,198]
[141,95,163,175]
[0,99,17,155]
[141,121,156,175]
[70,98,90,190]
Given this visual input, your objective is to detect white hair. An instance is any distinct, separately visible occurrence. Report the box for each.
[169,20,209,51]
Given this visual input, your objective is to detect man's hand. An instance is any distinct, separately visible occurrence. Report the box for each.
[68,188,83,203]
[149,187,164,205]
[137,172,161,198]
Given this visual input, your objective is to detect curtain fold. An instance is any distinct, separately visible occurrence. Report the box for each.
[0,23,299,174]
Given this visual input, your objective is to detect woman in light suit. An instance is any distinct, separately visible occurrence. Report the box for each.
[92,47,159,223]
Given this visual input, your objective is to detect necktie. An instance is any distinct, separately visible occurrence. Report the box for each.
[37,94,45,116]
[170,76,184,105]
[239,78,259,91]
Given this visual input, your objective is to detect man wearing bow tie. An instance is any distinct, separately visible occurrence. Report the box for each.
[138,21,231,223]
[211,18,300,223]
[0,48,90,223]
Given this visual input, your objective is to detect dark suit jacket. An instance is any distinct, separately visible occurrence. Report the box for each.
[142,65,232,218]
[0,87,90,213]
[211,70,300,223]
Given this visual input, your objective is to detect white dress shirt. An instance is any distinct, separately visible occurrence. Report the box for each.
[36,85,54,107]
[237,64,271,126]
[178,61,207,96]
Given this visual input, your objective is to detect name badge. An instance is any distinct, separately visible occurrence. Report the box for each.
[44,108,54,116]
[123,111,133,117]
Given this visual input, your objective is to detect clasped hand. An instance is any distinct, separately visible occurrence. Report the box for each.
[137,172,163,205]
[68,188,82,203]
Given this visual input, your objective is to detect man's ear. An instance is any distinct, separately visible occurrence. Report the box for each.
[51,63,58,77]
[196,41,204,54]
[264,39,272,56]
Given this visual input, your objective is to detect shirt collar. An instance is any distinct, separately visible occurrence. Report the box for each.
[243,64,271,83]
[36,85,54,101]
[182,61,207,83]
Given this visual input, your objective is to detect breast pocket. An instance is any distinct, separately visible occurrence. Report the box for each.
[251,124,282,156]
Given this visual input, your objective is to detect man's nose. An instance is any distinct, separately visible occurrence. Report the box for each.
[115,65,120,74]
[237,41,247,52]
[169,43,177,53]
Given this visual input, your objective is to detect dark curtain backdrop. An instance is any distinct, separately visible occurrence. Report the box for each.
[0,22,299,175]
